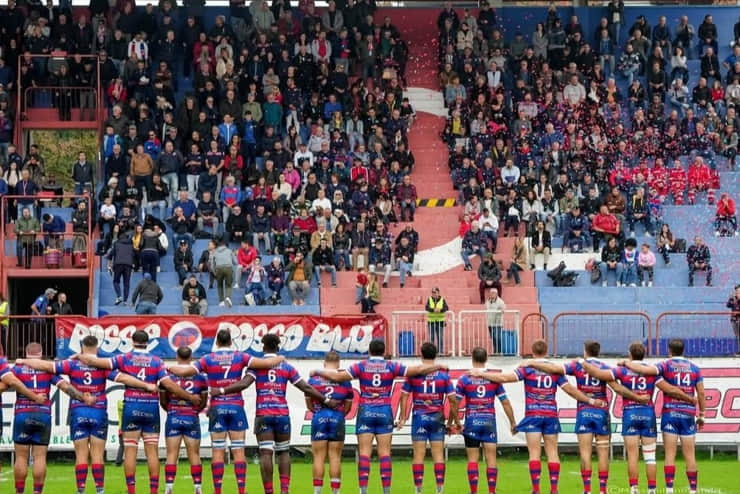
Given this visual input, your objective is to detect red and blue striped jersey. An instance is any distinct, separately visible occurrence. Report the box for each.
[166,373,208,416]
[108,350,168,404]
[12,364,61,414]
[248,359,302,417]
[655,357,702,416]
[402,370,454,415]
[0,357,9,379]
[455,372,508,417]
[563,359,609,411]
[55,359,113,410]
[192,350,252,407]
[611,363,661,410]
[514,364,568,417]
[307,375,353,413]
[347,357,407,406]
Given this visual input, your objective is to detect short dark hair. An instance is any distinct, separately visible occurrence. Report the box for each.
[629,342,646,361]
[584,340,600,357]
[132,330,149,347]
[262,333,280,353]
[325,351,340,363]
[668,338,685,357]
[177,346,193,359]
[420,342,438,360]
[369,339,385,356]
[471,347,488,364]
[531,339,548,357]
[82,335,98,348]
[216,329,232,347]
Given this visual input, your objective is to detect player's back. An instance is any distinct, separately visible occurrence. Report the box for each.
[56,359,110,410]
[348,357,406,406]
[307,374,353,413]
[564,358,609,411]
[516,363,567,417]
[403,370,453,415]
[249,360,301,416]
[112,350,166,403]
[12,364,58,414]
[167,374,208,416]
[456,373,505,417]
[657,357,701,416]
[196,349,252,406]
[612,362,659,410]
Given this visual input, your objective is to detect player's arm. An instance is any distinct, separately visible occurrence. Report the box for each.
[294,379,338,408]
[500,397,518,434]
[520,360,566,375]
[0,373,46,404]
[247,355,286,369]
[562,382,607,407]
[607,380,650,404]
[581,360,617,382]
[396,391,412,428]
[0,381,7,392]
[166,364,198,377]
[13,358,55,373]
[620,360,660,376]
[696,381,706,429]
[656,380,697,405]
[447,395,462,428]
[76,353,114,369]
[160,377,202,406]
[215,373,256,396]
[312,369,354,382]
[56,380,96,406]
[468,369,519,383]
[405,363,446,377]
[159,389,170,409]
[115,373,158,393]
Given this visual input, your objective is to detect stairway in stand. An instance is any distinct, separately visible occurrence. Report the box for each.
[321,10,541,336]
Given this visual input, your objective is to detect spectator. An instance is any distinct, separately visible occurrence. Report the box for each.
[196,190,220,236]
[360,272,380,314]
[181,276,208,315]
[715,193,737,236]
[727,285,740,356]
[41,213,65,251]
[244,256,268,306]
[72,151,93,195]
[140,226,164,282]
[350,221,371,269]
[312,238,337,287]
[169,206,195,247]
[477,208,499,252]
[657,223,676,265]
[529,220,552,270]
[506,236,528,286]
[396,174,417,221]
[174,239,194,286]
[425,287,448,354]
[265,257,285,305]
[146,174,169,221]
[627,186,653,237]
[485,288,507,354]
[286,251,312,306]
[394,236,415,288]
[234,240,258,288]
[638,243,657,287]
[687,235,712,287]
[461,223,487,271]
[131,272,164,315]
[591,205,621,251]
[197,240,216,290]
[49,292,73,315]
[31,288,56,321]
[107,234,135,306]
[478,254,502,303]
[620,238,639,287]
[599,236,623,287]
[15,207,40,269]
[368,238,392,288]
[211,237,237,307]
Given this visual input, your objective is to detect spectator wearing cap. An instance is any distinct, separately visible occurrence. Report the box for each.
[687,236,712,287]
[563,206,589,253]
[182,276,208,315]
[132,272,163,315]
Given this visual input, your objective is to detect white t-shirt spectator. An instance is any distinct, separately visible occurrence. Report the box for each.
[477,213,499,232]
[100,203,116,220]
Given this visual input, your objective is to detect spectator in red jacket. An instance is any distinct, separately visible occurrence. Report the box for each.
[668,158,687,205]
[591,204,621,251]
[234,239,258,288]
[715,193,738,236]
[687,156,712,204]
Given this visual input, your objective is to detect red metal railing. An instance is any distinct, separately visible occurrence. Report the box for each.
[551,311,653,356]
[655,311,740,356]
[521,312,549,357]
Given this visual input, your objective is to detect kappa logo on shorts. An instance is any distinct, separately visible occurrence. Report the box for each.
[664,423,675,431]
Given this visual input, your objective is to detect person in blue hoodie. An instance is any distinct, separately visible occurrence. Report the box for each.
[42,213,66,250]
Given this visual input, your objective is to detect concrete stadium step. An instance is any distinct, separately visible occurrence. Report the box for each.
[536,268,734,289]
[321,285,537,306]
[539,286,728,305]
[99,303,321,317]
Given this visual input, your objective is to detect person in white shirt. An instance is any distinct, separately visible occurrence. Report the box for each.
[477,208,499,252]
[563,74,586,106]
[127,32,149,62]
[293,142,314,169]
[98,196,117,235]
[310,189,332,215]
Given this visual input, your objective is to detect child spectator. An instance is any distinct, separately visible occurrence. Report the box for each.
[657,223,676,265]
[620,238,639,287]
[638,243,657,287]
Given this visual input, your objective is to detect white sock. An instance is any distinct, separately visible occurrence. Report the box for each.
[314,487,322,494]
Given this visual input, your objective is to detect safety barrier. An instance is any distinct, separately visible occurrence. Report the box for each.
[4,315,60,360]
[655,312,740,357]
[457,309,520,357]
[391,310,456,357]
[551,312,653,357]
[521,313,549,357]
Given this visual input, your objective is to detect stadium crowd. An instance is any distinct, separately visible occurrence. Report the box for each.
[437,2,737,288]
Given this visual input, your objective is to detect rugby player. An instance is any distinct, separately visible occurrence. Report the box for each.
[521,340,652,494]
[579,341,697,494]
[17,335,157,494]
[621,339,705,494]
[212,333,334,494]
[448,347,516,494]
[160,346,209,494]
[12,342,95,494]
[167,329,285,494]
[77,330,202,494]
[306,351,353,494]
[396,342,457,494]
[470,339,606,494]
[311,339,445,494]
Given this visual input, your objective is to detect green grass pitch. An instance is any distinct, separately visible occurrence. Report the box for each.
[1,453,738,493]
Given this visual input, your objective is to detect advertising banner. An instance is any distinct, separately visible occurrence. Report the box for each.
[1,359,739,451]
[54,315,387,359]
